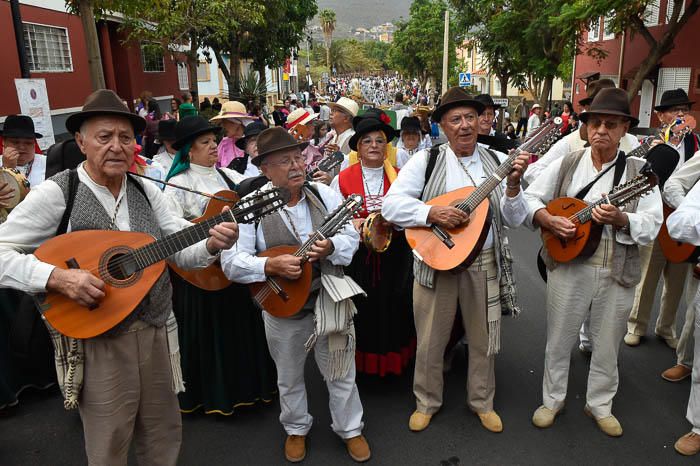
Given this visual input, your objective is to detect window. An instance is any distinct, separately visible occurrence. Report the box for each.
[644,0,660,26]
[23,22,72,72]
[141,43,164,72]
[575,83,580,95]
[197,61,210,82]
[587,18,600,42]
[656,67,692,105]
[603,13,616,40]
[177,63,189,90]
[494,78,501,94]
[666,0,685,23]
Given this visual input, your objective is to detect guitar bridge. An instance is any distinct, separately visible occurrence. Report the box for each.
[431,225,455,249]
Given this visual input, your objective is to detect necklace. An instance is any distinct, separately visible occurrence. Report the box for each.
[108,194,124,231]
[455,156,478,186]
[281,205,304,243]
[360,164,384,212]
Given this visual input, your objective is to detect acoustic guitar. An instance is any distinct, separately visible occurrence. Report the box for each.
[33,187,289,339]
[658,203,700,263]
[405,117,564,271]
[249,194,363,318]
[167,190,239,290]
[542,173,657,263]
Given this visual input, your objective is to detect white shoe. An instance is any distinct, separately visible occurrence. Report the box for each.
[623,333,641,346]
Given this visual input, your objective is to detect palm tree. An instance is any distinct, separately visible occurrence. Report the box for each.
[319,9,336,72]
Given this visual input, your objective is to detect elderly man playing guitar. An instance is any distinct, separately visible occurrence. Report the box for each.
[0,89,239,466]
[221,127,370,463]
[382,86,530,434]
[504,88,663,437]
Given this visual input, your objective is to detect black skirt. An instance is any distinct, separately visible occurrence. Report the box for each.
[346,231,416,376]
[170,272,277,415]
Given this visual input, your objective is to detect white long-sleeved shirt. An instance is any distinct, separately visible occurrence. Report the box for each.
[506,148,662,246]
[527,114,541,134]
[1,154,47,187]
[663,149,700,208]
[0,163,216,294]
[666,179,700,246]
[153,148,175,174]
[221,181,360,284]
[164,164,244,220]
[524,130,640,184]
[382,145,529,249]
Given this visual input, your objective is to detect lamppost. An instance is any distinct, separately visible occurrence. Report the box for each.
[305,63,310,90]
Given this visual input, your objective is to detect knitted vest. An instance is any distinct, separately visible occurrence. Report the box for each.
[539,149,645,288]
[51,170,173,334]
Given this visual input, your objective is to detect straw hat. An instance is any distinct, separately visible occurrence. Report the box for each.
[210,100,257,122]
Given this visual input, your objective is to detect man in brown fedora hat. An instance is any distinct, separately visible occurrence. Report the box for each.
[624,88,700,353]
[0,89,240,465]
[221,127,371,463]
[506,87,663,437]
[383,86,530,434]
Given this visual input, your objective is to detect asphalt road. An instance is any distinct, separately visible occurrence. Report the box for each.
[0,228,697,466]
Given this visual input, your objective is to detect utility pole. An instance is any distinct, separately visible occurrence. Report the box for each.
[441,9,449,96]
[10,0,30,78]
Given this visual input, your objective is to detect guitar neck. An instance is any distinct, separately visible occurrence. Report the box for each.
[572,176,652,224]
[627,139,653,159]
[131,209,236,269]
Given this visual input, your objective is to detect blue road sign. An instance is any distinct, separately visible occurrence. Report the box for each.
[459,72,471,87]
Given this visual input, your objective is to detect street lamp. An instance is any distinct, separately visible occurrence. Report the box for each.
[305,63,311,90]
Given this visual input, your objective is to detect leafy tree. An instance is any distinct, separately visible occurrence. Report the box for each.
[553,0,699,98]
[320,9,337,70]
[390,0,457,91]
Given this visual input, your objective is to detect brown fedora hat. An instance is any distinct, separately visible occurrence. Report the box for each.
[252,127,309,166]
[66,89,146,134]
[579,78,616,106]
[579,88,639,127]
[432,86,485,122]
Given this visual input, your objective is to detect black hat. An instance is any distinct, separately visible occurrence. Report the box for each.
[235,120,266,150]
[172,115,221,150]
[0,115,42,139]
[252,127,308,166]
[66,89,146,134]
[579,88,639,127]
[400,116,422,133]
[157,119,177,141]
[432,87,485,122]
[654,89,696,111]
[579,78,616,106]
[349,117,397,151]
[474,94,501,109]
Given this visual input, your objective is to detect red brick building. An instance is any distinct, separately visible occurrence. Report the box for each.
[572,0,699,128]
[0,0,191,138]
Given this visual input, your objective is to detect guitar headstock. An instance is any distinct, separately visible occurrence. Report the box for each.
[318,151,344,172]
[609,173,658,207]
[522,117,564,155]
[667,115,697,141]
[289,124,313,142]
[232,187,290,224]
[321,194,364,237]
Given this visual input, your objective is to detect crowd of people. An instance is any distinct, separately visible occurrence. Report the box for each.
[0,75,699,464]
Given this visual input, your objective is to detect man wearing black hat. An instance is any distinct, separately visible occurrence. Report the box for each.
[624,88,699,351]
[383,86,530,434]
[221,127,370,463]
[507,87,664,437]
[1,115,46,188]
[474,94,517,154]
[153,119,177,173]
[0,89,239,465]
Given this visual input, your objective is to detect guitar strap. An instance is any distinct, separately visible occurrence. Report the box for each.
[574,150,627,200]
[216,168,238,191]
[421,144,441,199]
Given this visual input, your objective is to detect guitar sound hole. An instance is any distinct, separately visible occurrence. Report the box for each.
[99,246,141,288]
[106,253,131,280]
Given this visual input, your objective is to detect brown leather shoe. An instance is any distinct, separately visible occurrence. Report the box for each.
[409,410,433,432]
[345,435,371,462]
[285,435,306,463]
[476,411,503,433]
[675,432,700,456]
[661,364,692,382]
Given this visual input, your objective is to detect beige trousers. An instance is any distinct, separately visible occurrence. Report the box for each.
[412,250,497,415]
[627,239,690,339]
[79,323,181,466]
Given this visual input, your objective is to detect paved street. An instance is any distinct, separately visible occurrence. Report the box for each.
[0,227,696,465]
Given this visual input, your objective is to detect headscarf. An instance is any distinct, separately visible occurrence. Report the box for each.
[165,142,193,181]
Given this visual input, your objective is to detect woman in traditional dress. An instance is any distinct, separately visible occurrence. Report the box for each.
[163,115,277,414]
[331,113,416,377]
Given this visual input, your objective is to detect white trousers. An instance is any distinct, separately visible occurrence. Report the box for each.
[262,311,364,439]
[543,263,634,418]
[677,278,700,368]
[688,285,700,434]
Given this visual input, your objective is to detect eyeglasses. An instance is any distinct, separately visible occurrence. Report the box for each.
[359,136,387,146]
[263,155,305,168]
[665,106,690,114]
[586,117,626,130]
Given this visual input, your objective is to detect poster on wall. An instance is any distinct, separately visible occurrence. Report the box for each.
[14,78,55,151]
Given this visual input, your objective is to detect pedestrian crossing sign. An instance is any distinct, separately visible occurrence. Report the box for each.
[459,72,471,87]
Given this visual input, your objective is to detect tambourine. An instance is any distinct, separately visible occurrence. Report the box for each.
[361,212,392,253]
[0,168,30,209]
